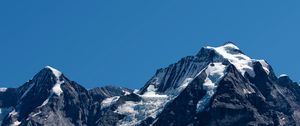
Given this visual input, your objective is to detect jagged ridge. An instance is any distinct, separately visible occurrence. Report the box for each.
[0,42,299,126]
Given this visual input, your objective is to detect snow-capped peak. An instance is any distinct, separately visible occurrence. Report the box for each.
[205,43,269,77]
[45,66,62,78]
[45,66,64,96]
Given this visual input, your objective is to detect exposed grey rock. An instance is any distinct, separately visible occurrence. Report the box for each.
[1,43,300,126]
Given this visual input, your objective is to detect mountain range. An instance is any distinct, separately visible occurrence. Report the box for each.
[1,43,300,126]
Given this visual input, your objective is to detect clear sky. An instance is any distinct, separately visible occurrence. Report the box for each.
[0,0,299,89]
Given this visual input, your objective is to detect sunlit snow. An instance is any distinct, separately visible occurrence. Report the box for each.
[279,74,288,77]
[257,60,270,74]
[115,93,170,126]
[101,96,120,109]
[46,66,64,96]
[206,43,256,77]
[196,63,226,112]
[0,88,7,92]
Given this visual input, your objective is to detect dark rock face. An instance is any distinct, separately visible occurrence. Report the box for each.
[0,88,17,108]
[89,86,132,103]
[0,68,130,126]
[153,69,207,126]
[139,54,211,94]
[1,43,300,126]
[88,86,133,126]
[152,63,300,126]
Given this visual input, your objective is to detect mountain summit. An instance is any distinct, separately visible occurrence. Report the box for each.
[1,43,300,126]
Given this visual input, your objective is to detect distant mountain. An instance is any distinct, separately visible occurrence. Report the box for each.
[1,43,300,126]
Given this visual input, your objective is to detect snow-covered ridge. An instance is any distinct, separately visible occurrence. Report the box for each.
[279,74,288,78]
[45,66,64,96]
[205,43,270,77]
[45,66,62,78]
[0,88,7,92]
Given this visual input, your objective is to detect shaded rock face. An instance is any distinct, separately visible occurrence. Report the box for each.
[0,68,130,126]
[1,43,300,126]
[0,88,17,108]
[89,86,132,103]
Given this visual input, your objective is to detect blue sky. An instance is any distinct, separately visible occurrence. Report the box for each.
[0,0,299,89]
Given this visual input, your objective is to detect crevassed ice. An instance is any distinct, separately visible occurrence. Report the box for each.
[116,74,200,125]
[196,62,227,112]
[116,84,170,125]
[115,94,170,126]
[115,60,207,125]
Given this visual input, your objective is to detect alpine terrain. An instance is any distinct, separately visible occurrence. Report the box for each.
[1,43,300,126]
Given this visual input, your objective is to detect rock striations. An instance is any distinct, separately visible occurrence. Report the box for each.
[0,43,299,126]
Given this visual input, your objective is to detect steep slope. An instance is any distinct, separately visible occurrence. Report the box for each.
[0,67,132,126]
[1,42,300,126]
[1,66,91,126]
[0,88,16,125]
[147,43,300,126]
[100,43,300,126]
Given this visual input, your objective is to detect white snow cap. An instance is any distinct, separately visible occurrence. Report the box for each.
[45,66,62,78]
[206,43,255,77]
[205,42,270,77]
[45,66,64,96]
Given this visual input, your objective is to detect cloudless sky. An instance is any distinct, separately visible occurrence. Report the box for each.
[0,0,300,89]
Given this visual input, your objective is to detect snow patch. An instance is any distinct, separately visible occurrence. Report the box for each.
[41,98,49,106]
[52,80,64,96]
[45,66,62,78]
[9,110,18,116]
[177,78,194,92]
[243,88,254,94]
[133,89,139,94]
[45,66,64,96]
[122,90,131,95]
[145,85,157,93]
[12,120,21,126]
[30,111,42,117]
[115,101,138,115]
[197,63,226,112]
[0,88,7,92]
[279,74,288,77]
[101,96,120,109]
[257,60,270,74]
